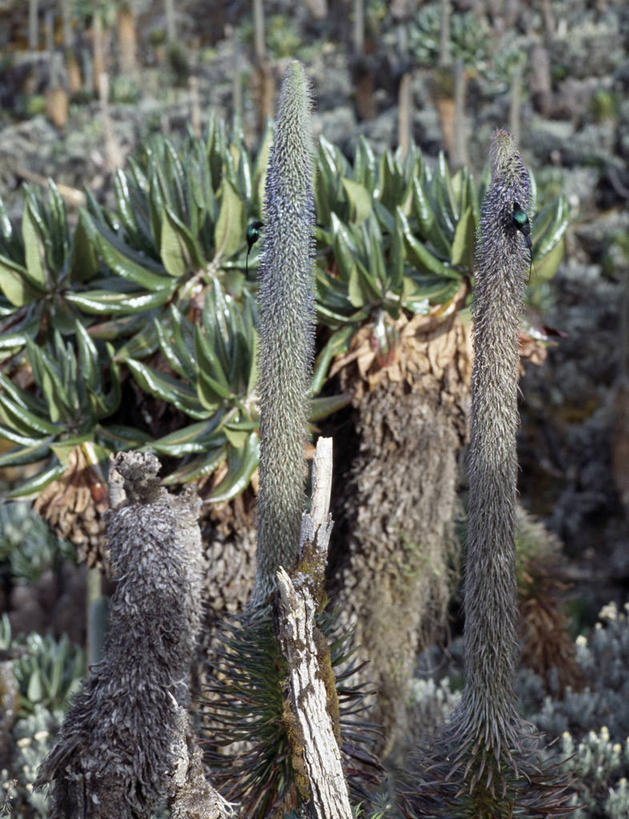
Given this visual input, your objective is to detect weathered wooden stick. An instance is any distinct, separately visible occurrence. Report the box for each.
[276,437,352,819]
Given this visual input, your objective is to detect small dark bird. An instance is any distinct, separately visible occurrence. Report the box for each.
[512,202,533,280]
[246,220,264,278]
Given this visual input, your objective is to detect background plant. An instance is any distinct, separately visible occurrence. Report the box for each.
[0,118,568,513]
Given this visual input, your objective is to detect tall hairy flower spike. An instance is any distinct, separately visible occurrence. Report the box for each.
[462,128,530,757]
[253,61,316,604]
[403,131,572,817]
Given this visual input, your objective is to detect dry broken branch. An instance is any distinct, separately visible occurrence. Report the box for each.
[275,437,352,819]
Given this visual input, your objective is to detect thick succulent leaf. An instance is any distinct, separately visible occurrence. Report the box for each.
[95,423,152,450]
[125,358,209,420]
[87,348,121,420]
[412,176,435,237]
[364,217,386,288]
[311,325,355,394]
[402,272,459,310]
[237,141,253,204]
[309,392,353,422]
[161,442,227,486]
[433,171,456,237]
[113,169,141,239]
[532,237,565,283]
[68,214,98,283]
[84,212,169,289]
[397,207,458,279]
[0,372,47,415]
[341,178,372,224]
[0,386,58,436]
[151,418,226,456]
[330,214,357,282]
[27,341,73,424]
[75,320,99,392]
[195,324,232,396]
[154,316,188,378]
[214,179,245,259]
[160,206,188,278]
[65,286,174,315]
[0,255,38,306]
[115,321,160,362]
[438,151,459,222]
[209,431,259,502]
[160,206,204,275]
[6,460,66,499]
[87,313,145,341]
[450,205,475,271]
[379,151,405,212]
[353,136,378,191]
[0,441,51,467]
[22,204,47,288]
[169,303,196,375]
[533,196,569,260]
[0,423,47,447]
[389,210,405,297]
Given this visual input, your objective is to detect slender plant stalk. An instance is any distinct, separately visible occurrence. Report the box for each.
[461,129,530,770]
[252,61,315,605]
[404,131,573,817]
[28,0,39,52]
[252,0,265,64]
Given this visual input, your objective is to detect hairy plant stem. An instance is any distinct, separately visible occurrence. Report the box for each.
[252,61,315,605]
[459,129,530,774]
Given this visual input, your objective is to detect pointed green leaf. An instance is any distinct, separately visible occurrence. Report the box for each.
[65,286,174,315]
[309,392,353,422]
[22,205,46,287]
[0,384,58,436]
[160,206,188,278]
[397,207,456,279]
[161,443,227,486]
[214,179,245,259]
[68,214,98,283]
[151,418,225,456]
[412,176,435,237]
[532,237,565,283]
[126,358,208,420]
[311,325,354,395]
[0,255,37,306]
[209,432,258,502]
[6,460,66,498]
[342,178,372,224]
[450,206,475,270]
[95,423,152,450]
[0,441,50,467]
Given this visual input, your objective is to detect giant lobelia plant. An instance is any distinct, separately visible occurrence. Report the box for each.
[203,61,381,815]
[252,59,316,604]
[402,130,573,817]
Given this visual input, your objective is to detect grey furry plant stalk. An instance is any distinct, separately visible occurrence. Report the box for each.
[403,131,572,817]
[252,60,315,604]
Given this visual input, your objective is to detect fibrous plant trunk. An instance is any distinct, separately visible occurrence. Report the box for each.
[330,305,472,752]
[37,452,226,818]
[403,130,573,817]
